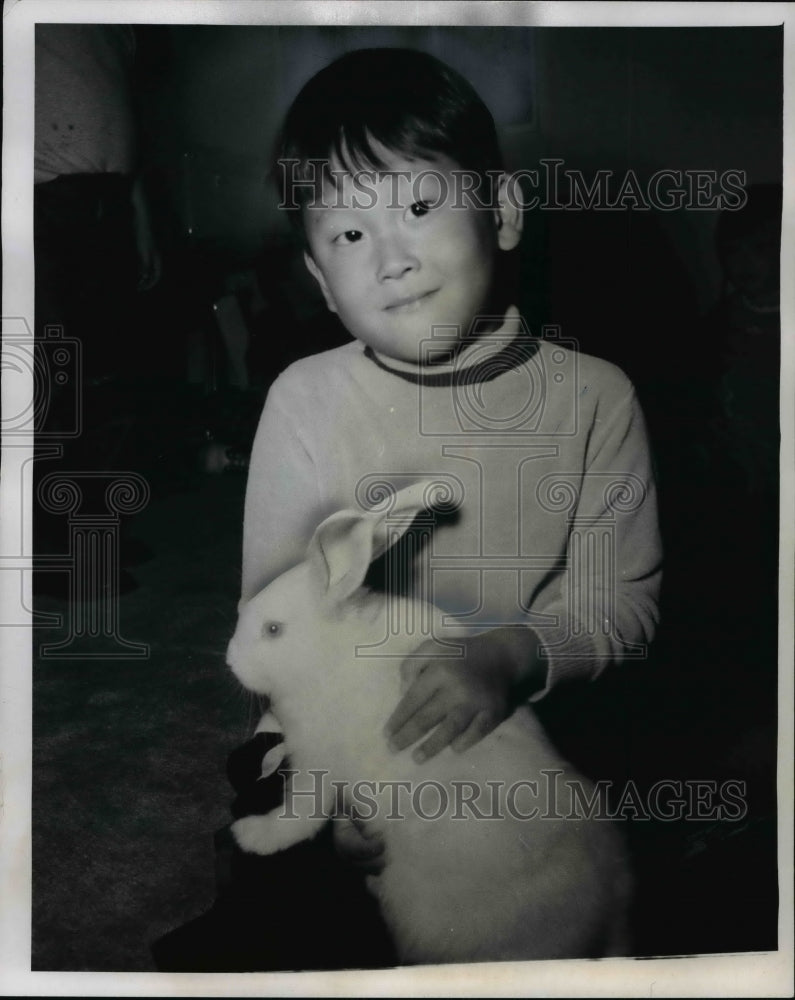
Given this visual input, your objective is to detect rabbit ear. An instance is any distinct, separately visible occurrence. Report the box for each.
[308,481,436,605]
[307,511,378,605]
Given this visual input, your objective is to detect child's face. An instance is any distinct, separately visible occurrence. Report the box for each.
[303,149,519,364]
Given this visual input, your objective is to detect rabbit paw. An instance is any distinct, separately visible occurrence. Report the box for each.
[231,815,277,855]
[231,811,323,855]
[231,814,300,855]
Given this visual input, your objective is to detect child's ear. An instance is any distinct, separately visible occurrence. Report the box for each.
[494,173,523,252]
[304,251,338,313]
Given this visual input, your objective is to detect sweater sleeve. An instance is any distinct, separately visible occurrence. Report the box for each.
[529,383,663,699]
[240,375,321,607]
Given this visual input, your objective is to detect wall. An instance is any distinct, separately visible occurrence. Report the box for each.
[532,27,783,309]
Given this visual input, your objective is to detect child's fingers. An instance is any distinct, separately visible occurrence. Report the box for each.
[413,708,474,763]
[399,654,428,693]
[450,711,494,754]
[384,666,438,739]
[386,688,448,752]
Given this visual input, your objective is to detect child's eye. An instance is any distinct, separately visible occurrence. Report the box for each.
[408,201,431,219]
[334,230,363,245]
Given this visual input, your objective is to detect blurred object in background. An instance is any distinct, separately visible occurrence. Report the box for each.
[35,24,162,386]
[34,24,163,597]
[708,183,781,498]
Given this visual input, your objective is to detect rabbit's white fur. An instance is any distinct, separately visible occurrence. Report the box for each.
[227,483,632,964]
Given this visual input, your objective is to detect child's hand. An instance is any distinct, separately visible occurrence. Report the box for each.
[384,627,544,763]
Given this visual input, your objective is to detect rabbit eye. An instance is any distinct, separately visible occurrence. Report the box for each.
[262,621,283,638]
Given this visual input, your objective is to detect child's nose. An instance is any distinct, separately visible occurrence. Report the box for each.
[375,233,420,282]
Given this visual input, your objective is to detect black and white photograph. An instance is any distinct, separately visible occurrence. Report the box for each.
[1,1,793,995]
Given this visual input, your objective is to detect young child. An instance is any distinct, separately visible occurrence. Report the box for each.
[239,46,661,900]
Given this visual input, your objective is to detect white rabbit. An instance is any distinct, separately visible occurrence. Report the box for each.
[227,481,632,964]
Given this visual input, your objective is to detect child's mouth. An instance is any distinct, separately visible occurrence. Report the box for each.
[384,289,438,313]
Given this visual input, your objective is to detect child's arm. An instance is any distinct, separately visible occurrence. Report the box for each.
[238,373,323,754]
[240,375,321,605]
[387,379,662,762]
[532,382,662,693]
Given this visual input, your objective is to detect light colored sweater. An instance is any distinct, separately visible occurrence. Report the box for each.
[241,308,662,697]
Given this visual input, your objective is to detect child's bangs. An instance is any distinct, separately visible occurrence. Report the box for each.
[275,48,505,216]
[324,121,449,185]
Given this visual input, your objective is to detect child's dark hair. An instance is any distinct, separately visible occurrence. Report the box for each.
[274,47,505,224]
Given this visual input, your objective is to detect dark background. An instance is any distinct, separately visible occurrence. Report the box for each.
[33,25,782,970]
[128,26,783,376]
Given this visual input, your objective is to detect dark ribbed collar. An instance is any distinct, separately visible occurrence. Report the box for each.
[363,325,539,387]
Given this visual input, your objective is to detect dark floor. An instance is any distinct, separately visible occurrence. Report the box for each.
[33,470,260,971]
[31,436,780,971]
